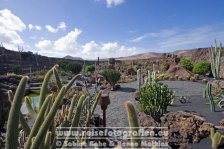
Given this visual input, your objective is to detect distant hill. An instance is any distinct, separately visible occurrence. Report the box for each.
[116,49,197,61]
[64,55,83,61]
[116,52,162,60]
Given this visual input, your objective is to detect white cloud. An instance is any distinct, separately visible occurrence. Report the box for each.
[28,24,42,31]
[159,26,224,48]
[35,28,143,59]
[0,9,26,50]
[130,29,177,42]
[45,22,67,33]
[106,0,125,7]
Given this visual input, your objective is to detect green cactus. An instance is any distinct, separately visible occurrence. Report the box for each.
[209,40,222,79]
[65,74,81,92]
[43,131,52,149]
[30,86,66,149]
[25,96,37,119]
[67,94,79,121]
[62,95,87,148]
[24,95,52,149]
[53,67,62,89]
[39,67,54,110]
[6,76,28,149]
[124,101,141,148]
[210,128,224,149]
[205,82,215,112]
[139,82,174,120]
[8,90,30,136]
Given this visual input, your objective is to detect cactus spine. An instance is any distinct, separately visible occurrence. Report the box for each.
[210,128,224,149]
[209,40,222,79]
[124,101,141,148]
[6,76,28,149]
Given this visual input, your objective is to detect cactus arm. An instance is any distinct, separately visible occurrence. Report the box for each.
[65,74,81,92]
[6,76,28,149]
[25,96,37,119]
[30,87,66,149]
[67,94,78,121]
[8,90,31,136]
[43,131,51,149]
[124,101,141,148]
[24,95,52,149]
[39,68,54,110]
[53,68,62,89]
[90,91,102,117]
[71,95,87,127]
[62,95,87,148]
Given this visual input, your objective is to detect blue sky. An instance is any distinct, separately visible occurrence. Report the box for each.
[0,0,224,59]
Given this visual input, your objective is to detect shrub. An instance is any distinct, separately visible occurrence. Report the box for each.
[10,64,22,74]
[159,64,169,73]
[192,61,211,75]
[101,69,121,88]
[66,62,82,74]
[85,65,95,72]
[58,60,82,74]
[139,82,174,121]
[179,58,193,71]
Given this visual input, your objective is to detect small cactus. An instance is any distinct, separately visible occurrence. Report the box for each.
[210,128,224,149]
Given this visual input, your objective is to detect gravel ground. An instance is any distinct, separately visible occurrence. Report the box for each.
[94,80,224,149]
[95,81,138,127]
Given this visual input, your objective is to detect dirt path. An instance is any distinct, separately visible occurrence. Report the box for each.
[95,80,224,127]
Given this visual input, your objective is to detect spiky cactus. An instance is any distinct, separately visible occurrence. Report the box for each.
[6,76,28,149]
[124,101,141,148]
[210,128,224,149]
[204,82,215,112]
[209,40,222,79]
[5,64,101,149]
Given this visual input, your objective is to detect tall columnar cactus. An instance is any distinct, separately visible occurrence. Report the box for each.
[8,90,30,136]
[147,70,151,83]
[67,94,79,121]
[137,69,141,90]
[30,87,66,149]
[39,67,54,109]
[209,40,222,79]
[6,76,28,149]
[205,82,215,112]
[124,101,141,148]
[210,128,224,149]
[24,95,52,149]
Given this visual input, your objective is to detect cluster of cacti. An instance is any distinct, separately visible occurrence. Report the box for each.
[208,40,222,79]
[139,82,174,120]
[210,128,224,149]
[5,65,102,149]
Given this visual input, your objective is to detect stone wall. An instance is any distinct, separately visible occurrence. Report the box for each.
[0,47,94,74]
